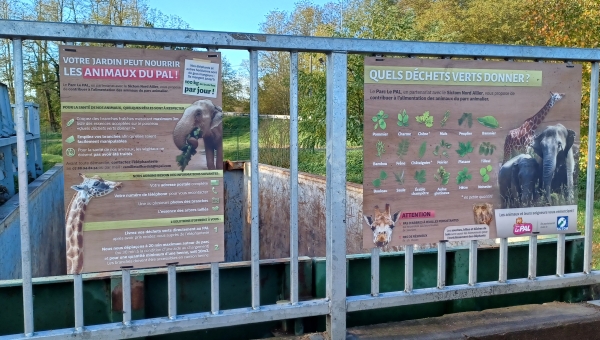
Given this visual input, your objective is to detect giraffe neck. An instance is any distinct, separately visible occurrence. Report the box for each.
[526,96,556,132]
[66,192,89,274]
[66,192,89,233]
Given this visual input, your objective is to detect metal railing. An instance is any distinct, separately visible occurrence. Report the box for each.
[0,19,599,340]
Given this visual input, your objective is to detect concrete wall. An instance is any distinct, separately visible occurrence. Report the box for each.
[0,165,65,280]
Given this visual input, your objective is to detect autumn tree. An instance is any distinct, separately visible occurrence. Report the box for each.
[0,0,192,131]
[222,57,248,112]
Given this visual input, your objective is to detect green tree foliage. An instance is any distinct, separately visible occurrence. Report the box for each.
[521,0,600,173]
[0,0,192,131]
[222,57,248,112]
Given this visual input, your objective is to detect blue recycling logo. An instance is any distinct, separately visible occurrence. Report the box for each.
[557,216,568,231]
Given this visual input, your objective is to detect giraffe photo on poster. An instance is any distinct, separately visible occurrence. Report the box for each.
[65,174,122,274]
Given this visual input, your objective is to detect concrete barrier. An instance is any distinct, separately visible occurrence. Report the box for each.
[0,165,65,280]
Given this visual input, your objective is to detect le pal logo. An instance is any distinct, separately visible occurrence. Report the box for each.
[513,217,533,235]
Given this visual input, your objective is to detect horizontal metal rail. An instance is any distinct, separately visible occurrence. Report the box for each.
[0,300,329,340]
[347,271,600,312]
[1,20,600,60]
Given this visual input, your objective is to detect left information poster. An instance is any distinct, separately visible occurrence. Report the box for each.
[59,46,224,274]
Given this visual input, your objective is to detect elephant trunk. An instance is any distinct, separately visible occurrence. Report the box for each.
[541,146,557,203]
[173,106,199,150]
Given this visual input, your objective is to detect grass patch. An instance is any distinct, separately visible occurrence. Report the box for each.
[223,116,251,161]
[41,134,64,171]
[298,149,363,184]
[577,200,600,269]
[42,154,63,172]
[44,142,62,156]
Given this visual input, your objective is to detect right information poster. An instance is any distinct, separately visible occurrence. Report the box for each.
[363,58,582,248]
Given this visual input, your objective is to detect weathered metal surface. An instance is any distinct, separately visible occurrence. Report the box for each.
[584,61,599,273]
[249,164,361,259]
[111,277,145,311]
[0,165,65,280]
[2,20,600,61]
[223,167,244,262]
[250,50,260,310]
[250,164,495,259]
[289,51,300,306]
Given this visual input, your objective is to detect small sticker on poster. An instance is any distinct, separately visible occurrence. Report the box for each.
[183,59,219,98]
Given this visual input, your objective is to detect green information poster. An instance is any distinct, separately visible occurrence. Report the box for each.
[60,46,224,274]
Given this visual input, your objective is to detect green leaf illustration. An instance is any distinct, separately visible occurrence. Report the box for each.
[418,141,427,159]
[458,113,473,128]
[373,178,381,188]
[397,139,410,159]
[373,110,388,130]
[456,167,472,184]
[416,111,434,128]
[477,115,500,129]
[380,170,388,180]
[435,166,450,185]
[483,174,490,182]
[394,170,405,184]
[440,110,450,127]
[456,141,474,157]
[414,169,426,184]
[397,110,410,127]
[376,141,385,158]
[480,168,487,176]
[486,165,492,172]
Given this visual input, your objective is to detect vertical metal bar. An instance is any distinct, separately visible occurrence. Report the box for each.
[371,247,379,296]
[211,262,219,313]
[74,274,84,331]
[289,51,299,305]
[529,234,538,280]
[205,46,222,312]
[167,264,177,319]
[249,49,260,309]
[325,51,347,340]
[13,37,34,337]
[584,61,599,274]
[557,233,566,277]
[499,238,508,283]
[122,269,131,325]
[437,241,446,289]
[468,240,478,285]
[404,245,413,292]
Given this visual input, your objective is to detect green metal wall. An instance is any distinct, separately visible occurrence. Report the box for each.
[0,237,592,339]
[312,237,587,331]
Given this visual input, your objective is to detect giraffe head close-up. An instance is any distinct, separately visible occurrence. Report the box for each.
[364,204,400,247]
[549,92,565,104]
[71,173,122,201]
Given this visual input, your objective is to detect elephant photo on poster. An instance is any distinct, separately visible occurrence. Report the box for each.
[173,99,224,171]
[499,92,578,209]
